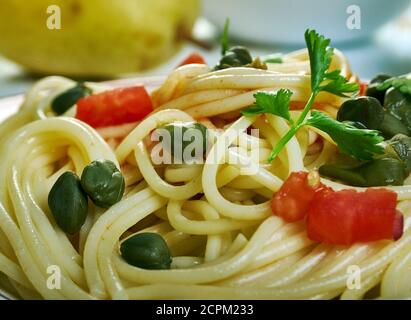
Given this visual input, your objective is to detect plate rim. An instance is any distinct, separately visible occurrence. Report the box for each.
[0,75,166,123]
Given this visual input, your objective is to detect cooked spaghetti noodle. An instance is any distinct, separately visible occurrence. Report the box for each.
[0,47,411,301]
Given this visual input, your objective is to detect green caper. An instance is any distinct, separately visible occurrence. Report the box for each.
[378,113,410,138]
[215,46,255,70]
[48,172,88,234]
[229,46,253,64]
[384,87,409,108]
[120,233,172,270]
[360,158,406,186]
[336,95,410,138]
[386,134,411,174]
[366,74,392,104]
[319,157,406,187]
[337,96,385,130]
[80,160,125,208]
[51,82,91,115]
[319,164,367,186]
[157,122,208,163]
[217,52,247,69]
[384,87,411,133]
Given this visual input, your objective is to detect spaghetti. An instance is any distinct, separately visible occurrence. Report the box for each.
[0,46,410,300]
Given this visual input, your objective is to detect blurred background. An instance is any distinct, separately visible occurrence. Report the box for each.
[1,0,411,98]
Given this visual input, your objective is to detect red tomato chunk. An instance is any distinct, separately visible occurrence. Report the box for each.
[76,86,153,128]
[271,171,404,245]
[359,82,368,96]
[271,172,318,222]
[307,188,403,245]
[177,52,206,68]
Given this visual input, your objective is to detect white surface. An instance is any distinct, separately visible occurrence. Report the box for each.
[203,0,411,45]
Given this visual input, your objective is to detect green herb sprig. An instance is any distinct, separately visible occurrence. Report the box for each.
[221,18,230,56]
[243,29,384,162]
[262,54,283,64]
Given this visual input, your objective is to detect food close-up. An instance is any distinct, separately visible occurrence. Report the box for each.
[1,0,411,305]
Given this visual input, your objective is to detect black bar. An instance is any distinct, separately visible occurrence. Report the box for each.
[0,299,409,319]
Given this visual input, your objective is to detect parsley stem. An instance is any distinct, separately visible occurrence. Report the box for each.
[268,123,304,162]
[268,91,318,162]
[296,90,318,125]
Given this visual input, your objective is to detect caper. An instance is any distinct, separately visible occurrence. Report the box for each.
[228,46,253,64]
[386,134,411,174]
[384,88,411,132]
[366,74,392,104]
[319,157,406,187]
[384,87,409,108]
[319,164,366,186]
[120,233,172,270]
[48,172,88,234]
[157,122,208,163]
[337,96,410,138]
[337,96,384,130]
[360,158,406,186]
[51,82,91,115]
[215,46,255,70]
[378,113,409,138]
[219,46,252,68]
[80,160,125,208]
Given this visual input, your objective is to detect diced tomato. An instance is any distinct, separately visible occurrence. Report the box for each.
[271,172,320,222]
[271,171,404,245]
[353,76,367,96]
[177,52,206,68]
[359,82,368,96]
[76,86,153,128]
[307,188,402,245]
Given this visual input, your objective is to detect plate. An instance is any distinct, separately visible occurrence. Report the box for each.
[0,75,164,300]
[0,75,165,123]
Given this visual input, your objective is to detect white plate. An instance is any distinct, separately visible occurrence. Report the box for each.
[0,76,164,300]
[0,75,165,123]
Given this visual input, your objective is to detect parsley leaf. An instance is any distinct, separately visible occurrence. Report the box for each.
[307,110,384,160]
[305,29,358,96]
[305,29,333,92]
[376,76,411,96]
[263,54,283,64]
[320,76,360,97]
[221,19,230,56]
[242,89,293,122]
